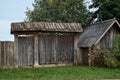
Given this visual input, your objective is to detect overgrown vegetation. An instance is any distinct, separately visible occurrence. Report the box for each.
[25,0,92,26]
[95,34,120,68]
[0,66,120,80]
[90,0,120,21]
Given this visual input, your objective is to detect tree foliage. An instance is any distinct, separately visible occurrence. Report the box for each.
[90,0,120,21]
[26,0,92,26]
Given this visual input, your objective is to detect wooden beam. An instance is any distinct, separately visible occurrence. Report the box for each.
[14,34,18,67]
[88,47,93,66]
[34,33,39,66]
[91,45,96,66]
[74,33,81,65]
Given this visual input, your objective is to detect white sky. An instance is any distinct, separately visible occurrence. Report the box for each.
[0,0,91,41]
[0,0,34,41]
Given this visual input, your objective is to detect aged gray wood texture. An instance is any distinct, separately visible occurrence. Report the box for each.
[34,33,39,66]
[17,33,74,66]
[18,35,34,66]
[38,33,74,64]
[11,22,83,34]
[96,26,119,50]
[0,41,14,67]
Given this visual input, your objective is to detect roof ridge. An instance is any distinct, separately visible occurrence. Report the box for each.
[93,18,116,25]
[12,22,79,24]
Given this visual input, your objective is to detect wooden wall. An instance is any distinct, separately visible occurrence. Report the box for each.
[39,33,74,64]
[18,35,34,66]
[0,41,14,68]
[96,26,119,50]
[16,33,74,66]
[80,26,119,66]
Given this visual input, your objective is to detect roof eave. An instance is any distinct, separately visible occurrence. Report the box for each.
[11,30,83,34]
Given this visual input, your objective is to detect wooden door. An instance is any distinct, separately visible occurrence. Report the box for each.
[82,48,89,65]
[38,33,74,64]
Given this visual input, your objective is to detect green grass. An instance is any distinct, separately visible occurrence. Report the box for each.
[0,66,120,80]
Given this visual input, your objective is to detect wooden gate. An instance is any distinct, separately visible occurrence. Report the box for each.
[38,33,74,64]
[18,35,34,66]
[17,33,74,66]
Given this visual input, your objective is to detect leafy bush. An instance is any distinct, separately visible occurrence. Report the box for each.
[104,56,119,68]
[94,53,104,66]
[113,34,120,53]
[94,34,120,68]
[94,49,120,68]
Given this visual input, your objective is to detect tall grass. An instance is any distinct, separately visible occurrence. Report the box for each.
[0,66,120,80]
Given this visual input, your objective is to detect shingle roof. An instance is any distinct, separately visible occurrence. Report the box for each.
[78,18,120,48]
[11,22,83,34]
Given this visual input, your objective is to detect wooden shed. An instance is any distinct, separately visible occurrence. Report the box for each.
[11,22,83,67]
[78,18,120,66]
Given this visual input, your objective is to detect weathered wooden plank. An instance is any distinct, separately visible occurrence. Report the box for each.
[10,42,14,67]
[52,34,56,63]
[1,42,4,67]
[6,42,10,68]
[18,37,21,66]
[57,34,61,63]
[14,35,18,67]
[19,37,23,66]
[4,42,7,67]
[23,37,27,66]
[18,37,22,66]
[39,34,46,64]
[62,34,65,63]
[47,35,51,64]
[45,34,50,64]
[68,33,72,63]
[34,33,39,66]
[53,34,57,63]
[67,34,70,63]
[27,36,34,66]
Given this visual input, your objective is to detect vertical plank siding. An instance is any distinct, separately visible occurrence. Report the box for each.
[38,33,74,65]
[96,26,119,50]
[18,35,34,66]
[15,33,74,66]
[0,33,75,67]
[0,41,14,68]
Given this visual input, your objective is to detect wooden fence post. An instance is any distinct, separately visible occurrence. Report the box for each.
[34,33,39,66]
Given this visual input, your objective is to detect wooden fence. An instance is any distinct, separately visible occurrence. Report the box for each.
[0,41,14,68]
[0,33,74,67]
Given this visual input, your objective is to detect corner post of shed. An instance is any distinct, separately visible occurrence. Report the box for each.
[88,47,93,66]
[34,33,39,67]
[74,33,82,65]
[14,34,18,67]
